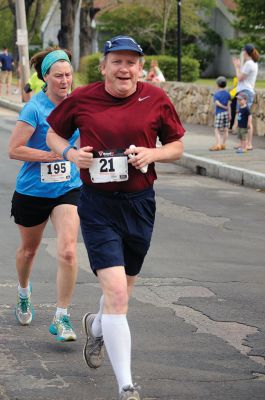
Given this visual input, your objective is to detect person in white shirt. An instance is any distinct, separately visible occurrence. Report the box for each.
[146,59,165,82]
[232,44,260,150]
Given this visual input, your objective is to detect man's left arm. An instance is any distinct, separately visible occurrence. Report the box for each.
[125,140,183,171]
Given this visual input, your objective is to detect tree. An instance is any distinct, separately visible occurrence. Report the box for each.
[161,0,174,55]
[0,0,50,59]
[98,4,161,54]
[8,0,43,52]
[79,0,93,57]
[98,0,215,58]
[58,0,79,52]
[229,0,265,52]
[0,0,14,50]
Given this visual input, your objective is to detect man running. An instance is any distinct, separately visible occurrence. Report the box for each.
[47,35,185,399]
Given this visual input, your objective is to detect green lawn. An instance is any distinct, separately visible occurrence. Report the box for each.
[195,78,265,89]
[74,76,265,89]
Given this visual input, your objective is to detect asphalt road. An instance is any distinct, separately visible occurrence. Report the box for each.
[0,108,265,400]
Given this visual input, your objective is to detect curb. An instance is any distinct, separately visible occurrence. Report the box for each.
[176,153,265,190]
[0,98,23,113]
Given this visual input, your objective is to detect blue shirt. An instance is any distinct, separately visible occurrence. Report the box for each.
[0,52,13,71]
[16,91,82,198]
[214,90,231,114]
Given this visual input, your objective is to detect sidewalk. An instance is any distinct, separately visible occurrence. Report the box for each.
[1,88,265,189]
[180,123,265,189]
[0,86,24,112]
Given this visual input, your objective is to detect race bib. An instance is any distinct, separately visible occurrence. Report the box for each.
[89,149,128,183]
[41,161,71,183]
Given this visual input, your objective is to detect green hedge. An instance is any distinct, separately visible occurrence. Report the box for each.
[79,53,103,84]
[144,55,200,82]
[78,54,200,84]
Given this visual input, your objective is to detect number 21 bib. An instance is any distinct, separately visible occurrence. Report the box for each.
[89,149,128,183]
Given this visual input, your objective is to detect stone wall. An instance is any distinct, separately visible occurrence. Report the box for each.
[158,82,265,137]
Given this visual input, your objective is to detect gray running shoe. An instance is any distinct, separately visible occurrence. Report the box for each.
[82,312,104,368]
[119,384,140,400]
[15,283,34,325]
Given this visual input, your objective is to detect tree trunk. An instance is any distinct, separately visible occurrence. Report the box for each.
[161,0,174,54]
[79,0,93,57]
[58,0,80,52]
[28,0,42,43]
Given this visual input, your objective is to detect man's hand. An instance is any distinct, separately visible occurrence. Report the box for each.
[68,146,94,168]
[125,146,155,171]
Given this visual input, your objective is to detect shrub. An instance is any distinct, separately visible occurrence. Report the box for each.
[78,54,200,84]
[79,53,103,84]
[181,56,200,82]
[144,55,200,82]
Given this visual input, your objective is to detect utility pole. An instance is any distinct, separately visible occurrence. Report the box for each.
[177,0,182,81]
[15,0,30,102]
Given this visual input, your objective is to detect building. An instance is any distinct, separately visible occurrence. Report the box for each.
[203,0,237,78]
[40,0,109,70]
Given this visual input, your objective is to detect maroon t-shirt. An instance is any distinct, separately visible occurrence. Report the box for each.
[47,81,185,192]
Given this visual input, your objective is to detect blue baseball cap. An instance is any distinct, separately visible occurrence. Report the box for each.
[103,35,144,56]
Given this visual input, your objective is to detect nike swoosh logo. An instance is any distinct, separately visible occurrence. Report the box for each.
[138,96,150,102]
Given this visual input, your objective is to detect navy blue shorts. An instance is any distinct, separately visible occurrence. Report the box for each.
[78,185,156,276]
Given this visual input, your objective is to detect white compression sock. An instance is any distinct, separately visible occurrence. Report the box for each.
[102,314,133,393]
[55,308,68,317]
[92,295,104,337]
[18,284,30,298]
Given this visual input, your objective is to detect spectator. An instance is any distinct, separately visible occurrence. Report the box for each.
[232,44,260,150]
[228,76,238,133]
[209,76,231,151]
[146,59,165,82]
[235,92,252,154]
[0,46,14,95]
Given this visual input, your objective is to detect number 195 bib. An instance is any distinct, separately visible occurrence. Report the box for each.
[41,161,71,182]
[89,149,128,183]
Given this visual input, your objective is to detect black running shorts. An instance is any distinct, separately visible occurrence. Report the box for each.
[11,188,80,227]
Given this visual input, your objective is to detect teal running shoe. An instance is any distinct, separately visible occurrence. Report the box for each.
[49,314,77,342]
[15,283,34,325]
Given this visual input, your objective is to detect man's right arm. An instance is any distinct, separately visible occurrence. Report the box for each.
[46,128,94,169]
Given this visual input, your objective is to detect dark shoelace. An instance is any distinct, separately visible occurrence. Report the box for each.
[90,337,104,355]
[59,315,73,331]
[20,297,30,313]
